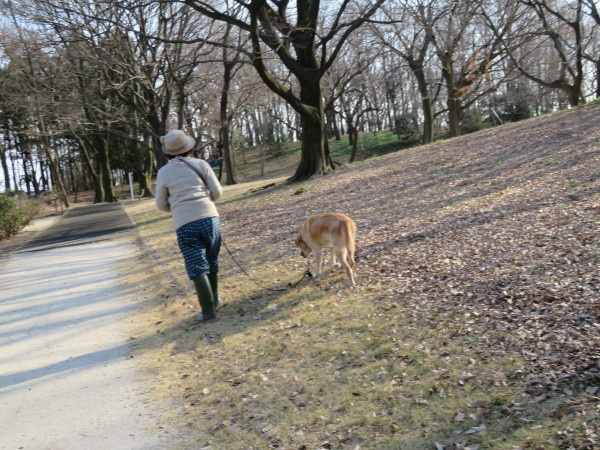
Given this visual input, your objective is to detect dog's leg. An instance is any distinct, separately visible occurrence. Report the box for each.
[314,248,323,279]
[330,247,340,269]
[336,248,356,287]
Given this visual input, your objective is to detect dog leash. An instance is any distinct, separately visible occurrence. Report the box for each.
[222,238,312,292]
[177,158,311,291]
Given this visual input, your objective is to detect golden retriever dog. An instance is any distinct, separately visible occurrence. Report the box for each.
[295,212,357,286]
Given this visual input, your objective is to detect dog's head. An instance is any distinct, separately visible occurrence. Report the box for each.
[295,233,311,258]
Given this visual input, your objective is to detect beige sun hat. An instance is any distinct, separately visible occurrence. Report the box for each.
[160,130,196,155]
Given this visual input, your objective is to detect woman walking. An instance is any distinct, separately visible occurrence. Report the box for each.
[155,129,223,322]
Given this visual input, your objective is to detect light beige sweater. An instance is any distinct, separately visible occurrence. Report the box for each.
[155,157,223,230]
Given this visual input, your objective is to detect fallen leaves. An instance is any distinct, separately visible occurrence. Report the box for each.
[356,189,599,394]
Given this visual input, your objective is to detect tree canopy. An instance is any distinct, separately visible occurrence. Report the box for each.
[0,0,598,198]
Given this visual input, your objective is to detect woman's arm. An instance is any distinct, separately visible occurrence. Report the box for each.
[203,162,223,202]
[155,174,171,212]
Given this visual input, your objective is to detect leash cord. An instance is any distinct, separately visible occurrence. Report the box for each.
[221,238,312,292]
[177,162,310,291]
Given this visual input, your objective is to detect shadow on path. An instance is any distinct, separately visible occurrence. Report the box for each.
[15,203,135,253]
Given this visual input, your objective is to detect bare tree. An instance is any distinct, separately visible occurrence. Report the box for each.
[426,0,517,137]
[483,0,588,107]
[11,0,220,200]
[217,22,245,185]
[0,142,9,192]
[323,37,380,162]
[0,6,71,205]
[176,0,385,182]
[372,0,442,143]
[582,0,600,98]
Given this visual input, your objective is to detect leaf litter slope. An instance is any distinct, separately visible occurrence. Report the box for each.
[224,103,599,392]
[126,102,599,448]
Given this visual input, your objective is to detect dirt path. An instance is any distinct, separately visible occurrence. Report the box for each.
[0,206,171,449]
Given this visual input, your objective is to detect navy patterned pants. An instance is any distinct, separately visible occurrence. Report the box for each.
[176,217,221,279]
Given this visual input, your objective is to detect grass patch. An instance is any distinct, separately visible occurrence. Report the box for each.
[230,130,418,183]
[328,131,419,160]
[293,187,306,196]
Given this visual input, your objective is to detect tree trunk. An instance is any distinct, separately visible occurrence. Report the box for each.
[252,109,264,145]
[409,59,435,144]
[39,123,69,207]
[421,96,435,143]
[447,96,462,137]
[176,82,186,129]
[289,81,333,182]
[96,135,115,202]
[596,60,600,98]
[144,134,155,190]
[245,113,254,149]
[88,160,101,201]
[75,134,103,203]
[568,83,584,107]
[0,141,11,192]
[10,153,18,191]
[331,111,341,141]
[67,144,77,194]
[144,85,168,170]
[40,160,49,192]
[22,157,31,195]
[348,127,359,163]
[220,60,238,185]
[132,139,153,197]
[438,50,462,138]
[129,113,153,198]
[325,109,341,141]
[46,151,69,206]
[26,149,41,195]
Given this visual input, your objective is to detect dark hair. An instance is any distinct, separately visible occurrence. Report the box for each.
[166,150,192,160]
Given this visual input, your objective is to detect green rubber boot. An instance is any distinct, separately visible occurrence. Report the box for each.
[192,274,217,322]
[208,265,221,309]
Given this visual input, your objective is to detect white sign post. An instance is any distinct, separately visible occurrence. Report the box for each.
[128,172,135,200]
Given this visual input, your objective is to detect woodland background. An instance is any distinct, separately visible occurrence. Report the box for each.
[0,0,599,204]
[1,2,598,447]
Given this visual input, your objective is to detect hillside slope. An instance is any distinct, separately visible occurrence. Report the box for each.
[223,102,599,388]
[125,103,599,449]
